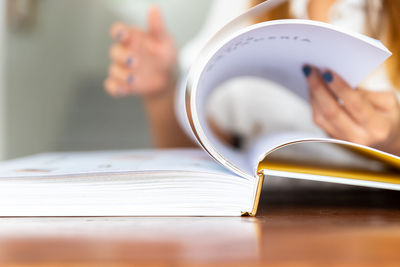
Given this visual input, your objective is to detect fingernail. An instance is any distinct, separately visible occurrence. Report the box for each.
[126,57,134,66]
[116,31,124,41]
[302,65,312,77]
[322,71,333,83]
[127,74,134,84]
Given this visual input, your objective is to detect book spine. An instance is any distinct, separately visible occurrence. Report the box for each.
[242,171,264,216]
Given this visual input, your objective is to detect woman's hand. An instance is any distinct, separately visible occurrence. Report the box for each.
[303,65,400,155]
[104,6,177,98]
[104,6,193,148]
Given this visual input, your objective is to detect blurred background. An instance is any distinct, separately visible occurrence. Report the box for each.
[0,0,212,159]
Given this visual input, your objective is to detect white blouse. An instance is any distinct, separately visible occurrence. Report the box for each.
[179,0,396,148]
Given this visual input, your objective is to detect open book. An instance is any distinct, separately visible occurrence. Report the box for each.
[1,0,399,216]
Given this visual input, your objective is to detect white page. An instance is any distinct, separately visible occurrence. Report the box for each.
[264,169,400,191]
[246,131,400,175]
[176,0,288,141]
[185,19,391,179]
[0,149,237,178]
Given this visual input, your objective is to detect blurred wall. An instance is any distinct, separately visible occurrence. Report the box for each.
[4,0,211,159]
[0,0,5,159]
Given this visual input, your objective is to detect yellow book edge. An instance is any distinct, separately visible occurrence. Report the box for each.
[242,143,400,217]
[257,142,400,186]
[257,161,400,185]
[241,171,264,217]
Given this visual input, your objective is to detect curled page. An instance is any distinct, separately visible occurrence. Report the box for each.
[178,0,392,179]
[176,0,288,147]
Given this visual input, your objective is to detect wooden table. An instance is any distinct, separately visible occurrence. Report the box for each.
[1,180,400,266]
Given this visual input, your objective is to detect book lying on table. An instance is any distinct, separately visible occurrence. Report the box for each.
[1,0,399,216]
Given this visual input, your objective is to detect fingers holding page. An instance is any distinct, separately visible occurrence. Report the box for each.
[303,65,340,118]
[303,65,365,140]
[320,69,376,125]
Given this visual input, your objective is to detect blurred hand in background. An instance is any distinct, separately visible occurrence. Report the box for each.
[104,5,193,148]
[105,6,177,99]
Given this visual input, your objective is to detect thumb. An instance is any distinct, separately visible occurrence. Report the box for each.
[148,5,166,39]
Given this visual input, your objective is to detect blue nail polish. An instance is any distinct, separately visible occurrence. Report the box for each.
[127,75,134,84]
[322,71,333,83]
[116,31,123,41]
[302,66,312,77]
[126,57,134,66]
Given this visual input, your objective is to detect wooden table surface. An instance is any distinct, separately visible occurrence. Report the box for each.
[1,181,400,266]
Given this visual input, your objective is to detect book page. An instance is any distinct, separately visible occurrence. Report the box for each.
[175,0,288,140]
[183,11,391,178]
[248,132,400,171]
[0,149,237,178]
[251,132,400,189]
